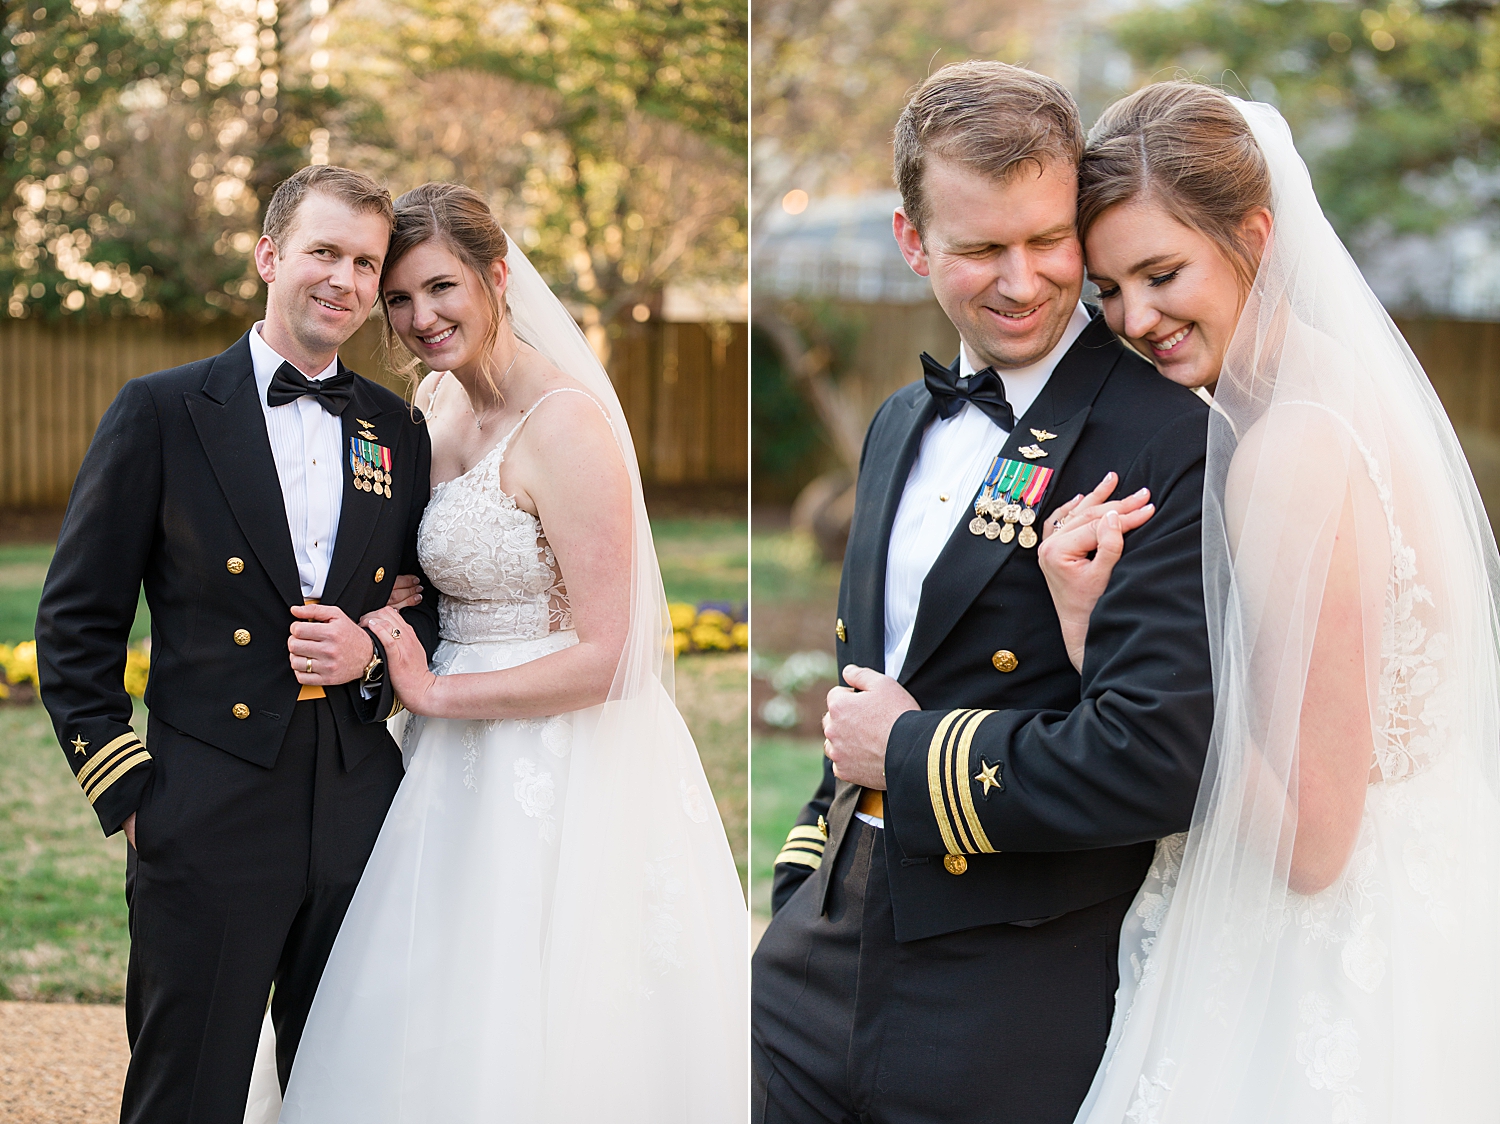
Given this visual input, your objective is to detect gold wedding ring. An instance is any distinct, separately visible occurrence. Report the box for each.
[306,658,314,674]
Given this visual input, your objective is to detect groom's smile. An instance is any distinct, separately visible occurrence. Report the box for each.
[894,155,1083,370]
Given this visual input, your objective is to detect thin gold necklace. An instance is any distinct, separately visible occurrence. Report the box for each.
[470,347,522,431]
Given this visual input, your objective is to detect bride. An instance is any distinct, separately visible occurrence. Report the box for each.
[1038,83,1500,1121]
[247,182,747,1121]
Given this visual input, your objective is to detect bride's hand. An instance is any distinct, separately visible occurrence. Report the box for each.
[384,573,423,611]
[1037,472,1155,673]
[362,607,439,714]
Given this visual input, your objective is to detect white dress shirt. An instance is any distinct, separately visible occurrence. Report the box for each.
[248,322,345,600]
[882,302,1091,680]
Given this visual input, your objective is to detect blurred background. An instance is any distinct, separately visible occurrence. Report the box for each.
[750,0,1500,934]
[0,2,746,1103]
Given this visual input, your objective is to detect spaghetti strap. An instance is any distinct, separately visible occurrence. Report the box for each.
[493,387,610,459]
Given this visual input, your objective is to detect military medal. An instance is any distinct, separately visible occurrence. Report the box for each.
[969,453,1055,548]
[350,434,393,499]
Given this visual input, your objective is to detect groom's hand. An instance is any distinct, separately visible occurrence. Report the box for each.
[288,603,375,685]
[822,665,919,790]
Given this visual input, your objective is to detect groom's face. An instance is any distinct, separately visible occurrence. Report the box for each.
[895,156,1083,370]
[255,191,390,366]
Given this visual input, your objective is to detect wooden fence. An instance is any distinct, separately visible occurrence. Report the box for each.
[0,314,746,508]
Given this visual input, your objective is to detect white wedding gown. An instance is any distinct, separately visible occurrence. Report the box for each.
[246,389,748,1122]
[1088,421,1500,1122]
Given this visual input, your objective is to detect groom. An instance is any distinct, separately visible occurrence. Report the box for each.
[35,165,439,1122]
[752,63,1215,1122]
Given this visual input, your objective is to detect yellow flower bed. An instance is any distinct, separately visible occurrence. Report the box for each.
[0,639,150,700]
[124,647,150,699]
[669,604,748,656]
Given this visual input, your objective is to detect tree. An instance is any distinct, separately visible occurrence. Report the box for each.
[1112,0,1500,244]
[347,0,750,359]
[3,0,351,321]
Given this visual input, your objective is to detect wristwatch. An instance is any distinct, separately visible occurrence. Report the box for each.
[360,629,384,687]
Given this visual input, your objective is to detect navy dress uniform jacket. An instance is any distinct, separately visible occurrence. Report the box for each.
[771,310,1215,941]
[35,332,441,835]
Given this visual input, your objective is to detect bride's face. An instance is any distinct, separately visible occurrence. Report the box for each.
[1085,198,1265,390]
[382,239,505,372]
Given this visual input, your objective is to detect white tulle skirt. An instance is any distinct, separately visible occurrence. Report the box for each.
[248,631,748,1123]
[1078,753,1500,1123]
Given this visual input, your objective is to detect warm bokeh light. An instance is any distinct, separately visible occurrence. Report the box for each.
[781,189,809,215]
[632,303,651,322]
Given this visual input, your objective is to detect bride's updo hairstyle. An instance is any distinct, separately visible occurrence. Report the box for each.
[380,181,511,393]
[1077,82,1272,291]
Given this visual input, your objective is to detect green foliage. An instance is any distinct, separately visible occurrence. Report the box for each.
[751,326,835,502]
[3,0,745,329]
[2,0,349,321]
[389,0,749,326]
[1114,0,1500,240]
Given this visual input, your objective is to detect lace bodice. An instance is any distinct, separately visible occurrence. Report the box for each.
[418,387,588,644]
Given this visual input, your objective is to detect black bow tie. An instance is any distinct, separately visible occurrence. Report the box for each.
[921,353,1014,430]
[266,361,354,415]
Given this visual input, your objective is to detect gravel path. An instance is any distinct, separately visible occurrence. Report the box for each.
[0,1002,126,1124]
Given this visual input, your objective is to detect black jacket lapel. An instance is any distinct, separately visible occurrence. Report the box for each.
[897,312,1121,684]
[845,389,936,672]
[322,373,400,606]
[185,334,303,607]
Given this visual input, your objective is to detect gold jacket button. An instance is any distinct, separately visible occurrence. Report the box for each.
[226,557,245,575]
[943,853,968,875]
[233,629,251,646]
[374,567,385,583]
[992,649,1018,673]
[232,703,250,720]
[836,618,847,643]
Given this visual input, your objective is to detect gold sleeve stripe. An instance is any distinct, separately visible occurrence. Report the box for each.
[776,841,824,859]
[76,734,145,788]
[784,826,827,845]
[84,749,151,805]
[925,710,968,857]
[774,848,823,870]
[953,709,998,854]
[942,711,983,854]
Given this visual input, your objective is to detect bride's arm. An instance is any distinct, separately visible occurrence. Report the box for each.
[1282,482,1379,895]
[1036,472,1156,671]
[1224,414,1384,896]
[368,391,632,719]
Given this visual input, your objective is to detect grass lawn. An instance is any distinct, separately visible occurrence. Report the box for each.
[653,517,748,607]
[749,735,826,918]
[0,544,148,646]
[0,520,742,646]
[749,527,842,921]
[0,701,139,1002]
[0,516,747,1001]
[675,653,749,894]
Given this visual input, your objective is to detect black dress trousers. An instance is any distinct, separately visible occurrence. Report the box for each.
[752,820,1132,1124]
[121,698,403,1124]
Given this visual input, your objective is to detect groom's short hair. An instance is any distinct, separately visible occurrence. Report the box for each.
[262,165,395,255]
[894,61,1084,236]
